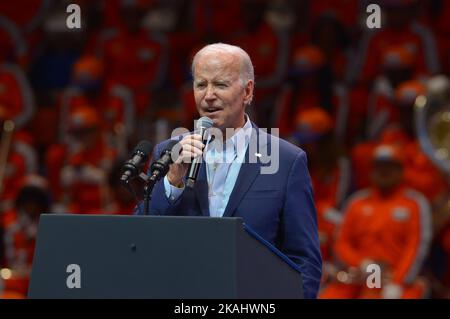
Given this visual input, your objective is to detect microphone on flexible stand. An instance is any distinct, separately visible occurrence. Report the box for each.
[148,140,180,183]
[120,140,153,183]
[142,140,180,215]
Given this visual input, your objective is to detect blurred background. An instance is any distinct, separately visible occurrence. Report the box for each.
[0,0,449,299]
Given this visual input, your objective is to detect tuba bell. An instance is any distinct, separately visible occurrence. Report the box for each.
[415,75,450,178]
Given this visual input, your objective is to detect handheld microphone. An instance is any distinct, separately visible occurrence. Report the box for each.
[148,140,179,182]
[120,140,153,183]
[186,116,214,188]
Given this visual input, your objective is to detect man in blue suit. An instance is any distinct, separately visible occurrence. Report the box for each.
[135,43,322,298]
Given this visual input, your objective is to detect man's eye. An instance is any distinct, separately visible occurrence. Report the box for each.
[196,83,206,89]
[216,83,227,88]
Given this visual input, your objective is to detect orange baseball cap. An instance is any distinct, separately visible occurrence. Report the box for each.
[73,56,104,81]
[395,80,426,105]
[293,45,326,72]
[295,106,333,135]
[68,106,100,131]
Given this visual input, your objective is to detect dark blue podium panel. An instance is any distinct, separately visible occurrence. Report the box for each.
[28,214,303,299]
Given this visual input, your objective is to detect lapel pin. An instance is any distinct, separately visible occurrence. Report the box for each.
[255,153,262,157]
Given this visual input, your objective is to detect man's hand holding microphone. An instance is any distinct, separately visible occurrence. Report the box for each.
[166,133,205,188]
[167,116,213,188]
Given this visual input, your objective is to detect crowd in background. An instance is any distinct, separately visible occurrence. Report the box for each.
[0,0,449,298]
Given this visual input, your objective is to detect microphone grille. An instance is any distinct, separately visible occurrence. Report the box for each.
[134,140,153,156]
[159,140,179,157]
[196,116,214,130]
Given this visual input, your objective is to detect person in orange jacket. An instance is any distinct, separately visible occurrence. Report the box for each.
[309,0,360,32]
[192,0,244,41]
[1,175,51,297]
[428,1,450,75]
[309,12,351,83]
[0,15,27,65]
[65,105,116,214]
[348,0,440,85]
[320,144,432,299]
[293,107,350,263]
[228,0,289,127]
[0,0,50,68]
[96,1,168,115]
[0,106,38,213]
[365,46,424,139]
[59,55,135,157]
[275,45,350,141]
[352,77,448,201]
[46,105,116,213]
[0,62,35,129]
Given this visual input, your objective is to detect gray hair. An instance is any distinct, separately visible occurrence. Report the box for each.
[191,43,255,85]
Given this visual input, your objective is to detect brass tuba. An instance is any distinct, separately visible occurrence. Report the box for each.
[415,75,450,178]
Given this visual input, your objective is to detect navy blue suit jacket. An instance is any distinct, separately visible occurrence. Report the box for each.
[135,124,322,298]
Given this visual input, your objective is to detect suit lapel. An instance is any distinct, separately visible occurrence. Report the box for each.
[222,125,268,217]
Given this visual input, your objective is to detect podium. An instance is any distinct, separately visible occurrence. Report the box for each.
[28,214,303,299]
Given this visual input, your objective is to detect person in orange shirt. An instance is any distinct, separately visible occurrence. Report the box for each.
[96,1,168,115]
[379,79,447,202]
[59,55,135,157]
[351,78,448,201]
[228,0,289,127]
[1,175,51,297]
[192,0,244,40]
[46,106,116,213]
[0,62,35,129]
[320,144,432,299]
[309,0,360,32]
[276,44,353,143]
[308,11,352,83]
[275,45,332,137]
[0,15,27,65]
[293,107,350,263]
[348,0,440,85]
[365,46,423,139]
[0,107,38,213]
[0,0,50,68]
[64,106,116,213]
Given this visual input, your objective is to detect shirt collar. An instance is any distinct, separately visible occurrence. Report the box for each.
[206,114,252,158]
[233,113,253,157]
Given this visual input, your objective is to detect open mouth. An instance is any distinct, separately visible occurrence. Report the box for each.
[204,107,222,115]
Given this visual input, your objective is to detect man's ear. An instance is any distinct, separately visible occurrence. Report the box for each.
[243,80,254,106]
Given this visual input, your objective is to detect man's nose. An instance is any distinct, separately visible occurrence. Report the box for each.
[205,85,216,100]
